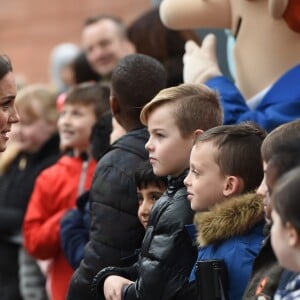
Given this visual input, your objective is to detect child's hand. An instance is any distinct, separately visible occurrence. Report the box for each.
[103,275,133,300]
[183,34,222,84]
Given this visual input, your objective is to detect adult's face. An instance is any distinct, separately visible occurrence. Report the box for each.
[0,72,19,151]
[82,19,132,77]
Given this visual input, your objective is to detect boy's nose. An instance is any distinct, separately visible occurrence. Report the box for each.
[256,176,267,197]
[140,202,149,215]
[183,172,190,187]
[145,139,152,152]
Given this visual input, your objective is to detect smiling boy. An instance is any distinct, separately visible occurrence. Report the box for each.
[23,82,110,300]
[184,122,266,300]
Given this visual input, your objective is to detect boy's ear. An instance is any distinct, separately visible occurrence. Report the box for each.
[193,129,204,138]
[110,95,120,118]
[286,222,300,247]
[223,176,244,197]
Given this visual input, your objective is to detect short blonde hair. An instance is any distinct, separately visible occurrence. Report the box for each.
[16,84,58,123]
[140,83,223,136]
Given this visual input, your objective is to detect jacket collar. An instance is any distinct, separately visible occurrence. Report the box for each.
[194,193,264,247]
[110,127,149,160]
[167,169,188,196]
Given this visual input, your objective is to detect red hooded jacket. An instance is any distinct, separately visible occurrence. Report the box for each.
[23,155,97,300]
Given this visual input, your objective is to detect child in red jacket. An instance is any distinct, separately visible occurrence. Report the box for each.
[23,82,110,300]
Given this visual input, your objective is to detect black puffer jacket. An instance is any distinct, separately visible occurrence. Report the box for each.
[0,134,60,236]
[0,133,60,300]
[93,170,198,300]
[67,128,148,300]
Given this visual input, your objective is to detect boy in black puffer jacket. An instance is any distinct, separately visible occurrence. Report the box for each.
[93,83,223,300]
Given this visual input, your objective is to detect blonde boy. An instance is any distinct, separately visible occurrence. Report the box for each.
[93,83,223,300]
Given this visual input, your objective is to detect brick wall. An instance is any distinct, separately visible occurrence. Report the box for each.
[0,0,151,84]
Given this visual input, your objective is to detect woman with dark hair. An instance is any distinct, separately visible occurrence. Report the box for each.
[0,55,19,152]
[127,7,201,87]
[0,54,20,299]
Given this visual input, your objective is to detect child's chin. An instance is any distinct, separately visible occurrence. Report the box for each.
[60,140,74,148]
[152,168,164,177]
[190,203,197,211]
[191,202,204,212]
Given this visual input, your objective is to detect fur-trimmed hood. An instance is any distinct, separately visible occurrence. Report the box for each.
[194,193,264,247]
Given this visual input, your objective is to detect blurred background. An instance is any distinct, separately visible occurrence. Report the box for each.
[0,0,232,87]
[0,0,151,84]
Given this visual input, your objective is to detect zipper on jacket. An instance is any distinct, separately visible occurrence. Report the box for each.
[77,152,89,197]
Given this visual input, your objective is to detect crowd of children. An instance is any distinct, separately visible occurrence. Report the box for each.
[1,6,300,300]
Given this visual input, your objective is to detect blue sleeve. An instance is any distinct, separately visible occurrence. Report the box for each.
[60,207,89,269]
[224,244,257,300]
[205,76,300,132]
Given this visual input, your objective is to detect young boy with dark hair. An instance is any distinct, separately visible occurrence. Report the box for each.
[60,160,166,270]
[185,122,266,300]
[135,160,167,229]
[93,83,223,300]
[67,54,167,300]
[117,161,168,266]
[22,82,110,300]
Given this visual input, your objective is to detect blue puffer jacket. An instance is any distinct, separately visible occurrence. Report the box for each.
[190,193,265,300]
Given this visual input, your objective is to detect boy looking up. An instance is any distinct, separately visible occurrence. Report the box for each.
[93,83,223,300]
[185,122,266,300]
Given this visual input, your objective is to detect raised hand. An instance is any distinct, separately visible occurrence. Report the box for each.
[183,34,222,84]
